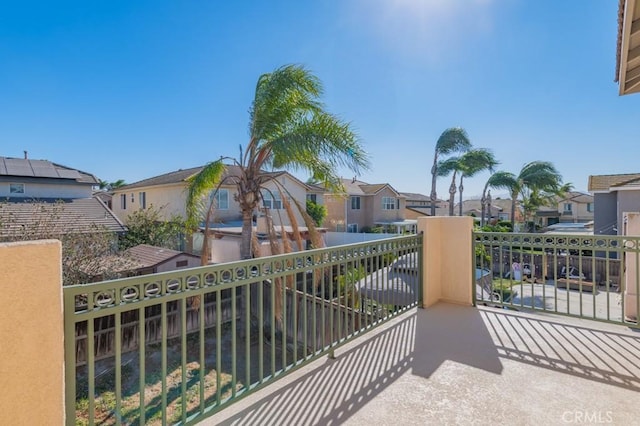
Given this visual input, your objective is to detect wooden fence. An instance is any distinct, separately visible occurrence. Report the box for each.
[74,293,237,366]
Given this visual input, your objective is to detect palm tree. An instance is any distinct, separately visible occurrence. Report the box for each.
[186,64,369,260]
[109,179,127,189]
[480,171,517,226]
[456,149,499,216]
[493,161,563,229]
[429,128,471,216]
[436,156,462,216]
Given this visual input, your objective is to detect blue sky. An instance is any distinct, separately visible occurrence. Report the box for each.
[2,0,638,198]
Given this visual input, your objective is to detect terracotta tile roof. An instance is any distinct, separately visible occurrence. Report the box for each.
[0,196,125,239]
[588,173,640,191]
[125,244,198,268]
[0,156,97,184]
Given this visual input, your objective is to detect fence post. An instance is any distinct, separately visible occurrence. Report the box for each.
[417,217,474,307]
[0,240,65,425]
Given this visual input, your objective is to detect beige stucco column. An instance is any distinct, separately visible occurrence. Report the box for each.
[0,240,65,425]
[417,216,474,307]
[623,213,639,321]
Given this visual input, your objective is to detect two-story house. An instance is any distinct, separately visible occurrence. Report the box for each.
[0,155,125,239]
[111,165,312,226]
[111,164,321,262]
[535,191,594,227]
[588,173,640,235]
[323,179,415,233]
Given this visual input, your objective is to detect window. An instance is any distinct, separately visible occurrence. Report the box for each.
[382,197,396,210]
[563,203,572,212]
[498,213,509,221]
[347,223,358,233]
[307,194,317,203]
[120,194,127,210]
[139,192,146,209]
[262,191,282,209]
[351,196,361,210]
[9,183,24,194]
[211,188,229,210]
[587,203,593,212]
[176,260,188,268]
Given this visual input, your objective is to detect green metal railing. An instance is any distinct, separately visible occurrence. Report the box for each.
[63,234,422,425]
[474,232,640,328]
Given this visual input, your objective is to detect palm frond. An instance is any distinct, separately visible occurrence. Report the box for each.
[185,161,226,231]
[435,127,472,155]
[436,157,460,176]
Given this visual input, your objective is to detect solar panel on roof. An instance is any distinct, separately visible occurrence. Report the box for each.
[30,161,60,178]
[57,169,82,180]
[5,159,35,177]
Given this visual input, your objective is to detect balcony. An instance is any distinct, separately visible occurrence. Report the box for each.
[1,216,639,425]
[201,303,640,425]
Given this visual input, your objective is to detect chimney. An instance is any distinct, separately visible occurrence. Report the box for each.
[352,176,356,183]
[24,150,28,159]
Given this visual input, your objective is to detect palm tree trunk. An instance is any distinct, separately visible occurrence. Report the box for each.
[458,175,464,216]
[430,156,438,216]
[510,193,517,229]
[448,172,457,216]
[240,209,254,259]
[480,180,490,226]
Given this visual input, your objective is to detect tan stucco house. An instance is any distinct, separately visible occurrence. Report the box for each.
[111,165,322,261]
[323,179,415,233]
[456,198,521,223]
[111,164,312,228]
[535,192,594,227]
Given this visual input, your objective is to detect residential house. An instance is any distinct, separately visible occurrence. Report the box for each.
[111,165,322,261]
[125,244,201,274]
[535,191,594,227]
[456,198,521,223]
[111,165,312,227]
[400,192,449,219]
[323,178,415,233]
[615,0,640,95]
[0,156,125,239]
[588,173,640,235]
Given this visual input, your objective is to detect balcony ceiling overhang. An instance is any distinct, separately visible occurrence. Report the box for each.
[617,0,640,95]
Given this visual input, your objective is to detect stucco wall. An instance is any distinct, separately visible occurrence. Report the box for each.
[624,212,639,321]
[418,216,473,307]
[324,194,347,231]
[155,254,202,273]
[594,192,617,235]
[371,188,405,223]
[112,183,188,223]
[0,240,64,425]
[617,190,640,235]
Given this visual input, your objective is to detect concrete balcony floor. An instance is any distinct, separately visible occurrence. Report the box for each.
[202,303,640,426]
